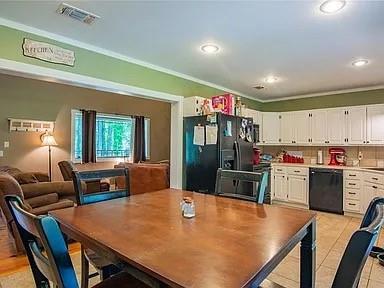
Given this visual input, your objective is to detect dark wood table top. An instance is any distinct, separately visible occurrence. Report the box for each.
[50,189,316,288]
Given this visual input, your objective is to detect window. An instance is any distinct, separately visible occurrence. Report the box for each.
[71,110,150,162]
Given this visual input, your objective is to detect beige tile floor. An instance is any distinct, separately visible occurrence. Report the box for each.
[266,211,384,288]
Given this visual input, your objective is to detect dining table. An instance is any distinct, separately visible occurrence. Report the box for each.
[49,189,316,288]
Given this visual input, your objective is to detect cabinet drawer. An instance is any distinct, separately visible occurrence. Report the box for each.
[345,189,360,200]
[364,172,384,185]
[345,180,361,190]
[344,170,362,180]
[345,199,360,212]
[287,167,308,176]
[274,166,287,174]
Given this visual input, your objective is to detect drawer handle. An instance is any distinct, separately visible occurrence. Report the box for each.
[348,183,356,186]
[349,203,356,206]
[372,177,379,181]
[349,192,357,195]
[294,170,300,173]
[373,185,378,189]
[349,174,357,177]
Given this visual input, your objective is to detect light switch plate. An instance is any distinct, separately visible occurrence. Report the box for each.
[0,151,3,157]
[4,141,9,148]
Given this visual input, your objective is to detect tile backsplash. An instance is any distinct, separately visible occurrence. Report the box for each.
[261,146,384,167]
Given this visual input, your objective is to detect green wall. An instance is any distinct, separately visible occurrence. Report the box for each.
[1,25,383,112]
[0,25,263,109]
[261,89,384,112]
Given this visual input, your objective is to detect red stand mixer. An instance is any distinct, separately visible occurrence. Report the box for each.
[328,148,347,166]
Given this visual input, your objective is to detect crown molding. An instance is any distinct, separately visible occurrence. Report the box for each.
[260,85,384,103]
[0,17,259,102]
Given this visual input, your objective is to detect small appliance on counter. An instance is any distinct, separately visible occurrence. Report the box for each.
[282,151,304,164]
[328,148,347,166]
[253,147,261,165]
[317,150,324,165]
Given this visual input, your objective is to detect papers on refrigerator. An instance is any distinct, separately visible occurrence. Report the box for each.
[206,125,218,145]
[193,126,205,146]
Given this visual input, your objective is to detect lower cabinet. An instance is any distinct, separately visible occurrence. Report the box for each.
[344,170,384,214]
[287,175,308,205]
[272,166,309,205]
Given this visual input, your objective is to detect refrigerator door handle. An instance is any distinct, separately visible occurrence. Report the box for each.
[234,141,240,171]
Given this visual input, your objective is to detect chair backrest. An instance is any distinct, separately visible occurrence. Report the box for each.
[72,168,130,205]
[332,198,384,288]
[214,168,268,204]
[5,195,78,288]
[58,160,77,181]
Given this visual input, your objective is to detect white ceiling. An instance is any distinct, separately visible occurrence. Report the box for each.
[0,1,383,101]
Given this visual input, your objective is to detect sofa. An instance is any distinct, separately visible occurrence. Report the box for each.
[114,162,169,195]
[0,167,75,254]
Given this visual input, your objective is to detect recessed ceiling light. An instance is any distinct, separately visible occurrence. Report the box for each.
[352,59,369,67]
[200,44,220,54]
[264,76,279,84]
[320,0,346,14]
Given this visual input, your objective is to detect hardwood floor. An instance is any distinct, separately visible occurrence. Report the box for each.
[0,214,80,277]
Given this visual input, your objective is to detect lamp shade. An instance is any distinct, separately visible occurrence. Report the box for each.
[41,132,58,146]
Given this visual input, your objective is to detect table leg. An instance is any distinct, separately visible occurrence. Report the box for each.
[300,220,316,288]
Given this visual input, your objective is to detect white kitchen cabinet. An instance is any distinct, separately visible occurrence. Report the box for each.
[361,184,384,213]
[327,109,346,145]
[243,108,262,125]
[273,174,287,201]
[295,111,312,145]
[310,110,327,144]
[287,175,308,204]
[346,106,366,145]
[261,112,281,144]
[367,105,384,144]
[280,112,295,144]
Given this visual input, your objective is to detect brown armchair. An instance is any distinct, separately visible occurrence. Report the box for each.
[58,160,110,193]
[0,173,75,254]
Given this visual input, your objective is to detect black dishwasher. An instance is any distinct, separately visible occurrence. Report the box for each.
[309,168,343,214]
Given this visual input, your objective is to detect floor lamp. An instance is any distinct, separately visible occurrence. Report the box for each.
[41,132,58,182]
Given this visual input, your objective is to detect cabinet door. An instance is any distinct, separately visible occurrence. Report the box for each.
[346,106,366,145]
[367,105,384,144]
[287,175,308,204]
[327,109,345,145]
[262,113,281,144]
[274,174,287,200]
[280,113,295,144]
[294,111,311,145]
[362,184,377,213]
[311,110,327,144]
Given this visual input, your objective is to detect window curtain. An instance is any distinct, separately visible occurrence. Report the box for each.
[134,116,146,163]
[82,110,97,163]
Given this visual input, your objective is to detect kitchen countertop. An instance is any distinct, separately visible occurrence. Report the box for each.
[271,162,384,174]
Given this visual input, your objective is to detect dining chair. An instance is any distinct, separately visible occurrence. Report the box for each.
[72,168,130,288]
[259,197,384,288]
[5,195,149,288]
[215,168,268,203]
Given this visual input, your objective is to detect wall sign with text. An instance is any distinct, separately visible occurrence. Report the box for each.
[22,38,75,66]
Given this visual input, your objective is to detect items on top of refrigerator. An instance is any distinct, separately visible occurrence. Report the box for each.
[211,93,235,115]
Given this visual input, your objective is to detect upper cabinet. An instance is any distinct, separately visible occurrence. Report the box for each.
[346,106,367,145]
[326,109,346,145]
[367,105,384,144]
[259,104,384,146]
[310,110,328,144]
[242,108,262,125]
[261,112,281,144]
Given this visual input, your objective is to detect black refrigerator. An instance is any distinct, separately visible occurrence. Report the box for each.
[183,113,254,195]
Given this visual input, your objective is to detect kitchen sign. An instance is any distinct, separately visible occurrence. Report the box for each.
[22,38,75,66]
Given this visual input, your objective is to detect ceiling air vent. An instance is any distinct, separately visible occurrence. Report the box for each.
[56,3,100,25]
